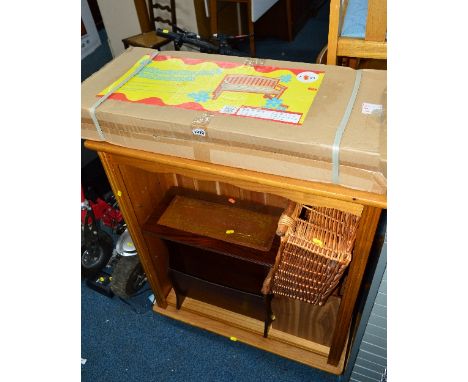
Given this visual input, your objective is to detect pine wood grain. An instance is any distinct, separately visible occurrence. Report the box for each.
[155,173,177,192]
[195,179,219,194]
[176,174,197,190]
[118,164,163,226]
[86,140,384,370]
[218,182,242,199]
[84,141,383,211]
[337,38,387,60]
[98,152,169,308]
[272,295,341,347]
[327,205,381,365]
[154,290,347,374]
[327,0,342,65]
[265,193,289,209]
[365,0,387,42]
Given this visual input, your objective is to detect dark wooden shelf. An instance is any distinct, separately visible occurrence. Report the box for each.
[168,269,266,321]
[142,188,282,268]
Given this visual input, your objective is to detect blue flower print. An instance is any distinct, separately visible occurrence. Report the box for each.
[279,74,292,83]
[188,90,210,103]
[264,98,287,110]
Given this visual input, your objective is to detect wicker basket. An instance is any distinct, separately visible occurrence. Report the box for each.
[262,202,360,306]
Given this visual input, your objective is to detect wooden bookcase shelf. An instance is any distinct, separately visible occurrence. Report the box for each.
[84,140,386,375]
[142,188,281,336]
[154,290,347,374]
[143,188,282,263]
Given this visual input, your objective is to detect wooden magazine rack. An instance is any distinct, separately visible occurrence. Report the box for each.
[84,139,386,375]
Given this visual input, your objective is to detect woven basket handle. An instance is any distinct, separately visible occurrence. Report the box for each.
[263,202,297,295]
[276,201,297,237]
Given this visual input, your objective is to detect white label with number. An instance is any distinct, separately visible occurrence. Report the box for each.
[362,102,383,115]
[192,128,206,137]
[220,105,239,114]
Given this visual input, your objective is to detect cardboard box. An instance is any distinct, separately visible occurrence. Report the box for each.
[81,47,387,194]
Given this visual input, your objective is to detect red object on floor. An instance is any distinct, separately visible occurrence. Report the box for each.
[81,186,123,228]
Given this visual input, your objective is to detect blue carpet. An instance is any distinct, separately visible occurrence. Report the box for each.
[236,1,329,63]
[81,282,340,382]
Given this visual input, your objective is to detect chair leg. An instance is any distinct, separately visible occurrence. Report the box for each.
[347,57,360,69]
[210,0,218,37]
[285,0,293,41]
[246,3,256,57]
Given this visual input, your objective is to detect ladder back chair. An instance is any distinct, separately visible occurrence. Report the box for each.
[122,0,177,50]
[326,0,386,65]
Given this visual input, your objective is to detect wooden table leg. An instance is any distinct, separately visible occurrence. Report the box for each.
[327,206,382,365]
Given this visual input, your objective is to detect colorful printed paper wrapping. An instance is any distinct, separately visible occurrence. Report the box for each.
[99,54,325,125]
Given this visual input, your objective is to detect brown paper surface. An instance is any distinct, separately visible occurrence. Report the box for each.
[81,47,387,194]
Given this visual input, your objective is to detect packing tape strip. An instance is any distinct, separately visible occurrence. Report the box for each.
[332,70,362,184]
[193,143,212,162]
[191,112,214,138]
[89,51,160,140]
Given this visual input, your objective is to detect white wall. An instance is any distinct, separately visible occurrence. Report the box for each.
[159,0,198,33]
[97,0,141,57]
[157,0,200,52]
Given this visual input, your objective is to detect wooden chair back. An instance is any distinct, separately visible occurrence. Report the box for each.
[148,0,177,31]
[123,0,177,50]
[133,0,177,33]
[327,0,387,65]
